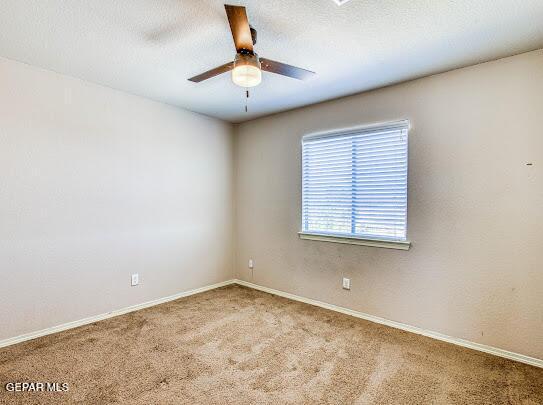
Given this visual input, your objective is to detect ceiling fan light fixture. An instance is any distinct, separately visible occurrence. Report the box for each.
[232,53,261,87]
[187,5,315,87]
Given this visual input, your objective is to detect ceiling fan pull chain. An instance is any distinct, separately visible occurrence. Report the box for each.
[245,89,249,112]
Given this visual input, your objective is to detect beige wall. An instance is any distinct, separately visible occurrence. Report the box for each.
[0,58,234,340]
[234,50,543,359]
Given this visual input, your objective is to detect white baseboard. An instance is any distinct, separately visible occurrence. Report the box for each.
[0,279,236,349]
[2,278,541,369]
[233,279,543,369]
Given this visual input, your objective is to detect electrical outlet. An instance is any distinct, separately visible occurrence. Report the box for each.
[131,273,139,286]
[248,259,254,269]
[342,277,351,290]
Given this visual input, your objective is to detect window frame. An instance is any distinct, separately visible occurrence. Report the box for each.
[299,120,411,250]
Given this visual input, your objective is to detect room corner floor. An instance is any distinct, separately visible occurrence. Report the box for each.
[1,285,542,404]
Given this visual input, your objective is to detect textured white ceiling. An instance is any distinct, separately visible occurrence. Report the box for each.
[1,0,543,122]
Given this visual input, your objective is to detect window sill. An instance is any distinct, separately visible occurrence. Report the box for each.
[298,232,411,251]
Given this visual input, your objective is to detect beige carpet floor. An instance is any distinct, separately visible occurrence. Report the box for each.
[1,285,542,404]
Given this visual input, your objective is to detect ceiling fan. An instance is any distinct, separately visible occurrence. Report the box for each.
[188,4,315,88]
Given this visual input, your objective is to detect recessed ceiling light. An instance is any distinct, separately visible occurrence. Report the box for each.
[331,0,353,5]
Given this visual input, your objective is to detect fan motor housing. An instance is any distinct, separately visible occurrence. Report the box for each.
[250,26,257,45]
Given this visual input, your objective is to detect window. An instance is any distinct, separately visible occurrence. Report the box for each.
[300,121,409,249]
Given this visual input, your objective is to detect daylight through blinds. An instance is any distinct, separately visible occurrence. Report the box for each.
[302,121,408,241]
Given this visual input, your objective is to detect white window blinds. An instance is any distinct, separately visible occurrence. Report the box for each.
[302,121,408,241]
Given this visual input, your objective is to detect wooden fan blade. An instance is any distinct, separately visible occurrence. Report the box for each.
[224,4,253,53]
[260,58,315,80]
[188,61,234,83]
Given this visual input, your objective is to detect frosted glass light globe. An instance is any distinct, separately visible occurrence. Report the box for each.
[232,53,262,87]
